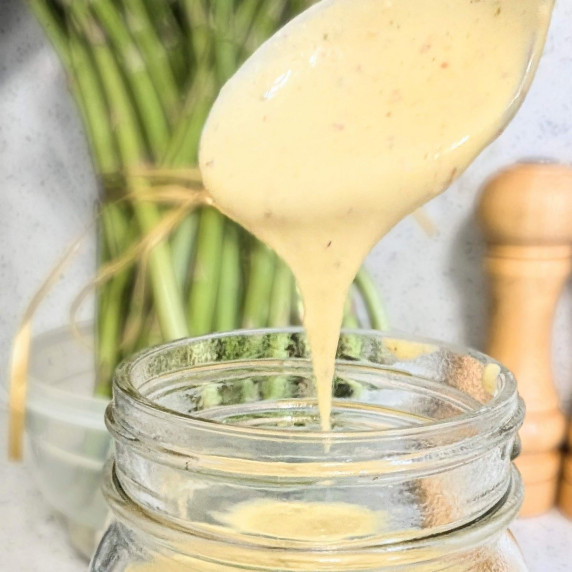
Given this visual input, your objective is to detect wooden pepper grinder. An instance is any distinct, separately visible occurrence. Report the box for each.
[478,163,572,517]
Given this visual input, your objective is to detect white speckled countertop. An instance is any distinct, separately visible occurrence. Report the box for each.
[2,1,572,569]
[1,411,571,572]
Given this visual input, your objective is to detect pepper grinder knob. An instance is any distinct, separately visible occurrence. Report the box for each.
[478,163,572,516]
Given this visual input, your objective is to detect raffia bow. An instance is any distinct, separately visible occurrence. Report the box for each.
[8,168,210,460]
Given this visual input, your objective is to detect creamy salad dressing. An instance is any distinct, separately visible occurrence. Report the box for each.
[217,500,382,541]
[200,0,552,430]
[124,1,552,567]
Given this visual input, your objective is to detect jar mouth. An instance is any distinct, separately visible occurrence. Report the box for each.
[107,329,524,546]
[111,328,521,444]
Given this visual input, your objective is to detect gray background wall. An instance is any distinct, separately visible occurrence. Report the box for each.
[1,0,572,411]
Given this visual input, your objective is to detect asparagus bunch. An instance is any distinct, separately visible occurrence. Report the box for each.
[28,0,388,397]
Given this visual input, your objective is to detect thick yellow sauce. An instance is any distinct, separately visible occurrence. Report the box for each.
[383,339,437,361]
[200,0,551,430]
[127,1,552,568]
[482,362,502,396]
[217,500,382,541]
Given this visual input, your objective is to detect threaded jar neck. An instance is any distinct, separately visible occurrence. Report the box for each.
[105,329,524,559]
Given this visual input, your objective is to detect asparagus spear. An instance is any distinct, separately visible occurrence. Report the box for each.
[68,1,189,341]
[28,0,389,401]
[142,0,188,87]
[355,269,390,331]
[67,16,136,394]
[123,0,181,123]
[88,0,171,158]
[187,207,225,335]
[242,241,276,329]
[171,213,198,292]
[268,258,294,327]
[215,221,242,332]
[342,289,361,329]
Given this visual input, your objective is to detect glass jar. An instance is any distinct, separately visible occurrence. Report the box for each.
[90,329,527,571]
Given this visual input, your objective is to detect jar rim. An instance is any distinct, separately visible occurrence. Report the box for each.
[111,327,521,445]
[106,329,524,547]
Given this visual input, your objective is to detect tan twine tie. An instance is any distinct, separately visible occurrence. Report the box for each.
[8,168,210,460]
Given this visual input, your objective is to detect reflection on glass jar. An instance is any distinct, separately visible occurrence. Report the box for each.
[90,330,528,571]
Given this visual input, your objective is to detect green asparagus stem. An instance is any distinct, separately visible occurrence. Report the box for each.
[131,301,155,352]
[94,265,130,397]
[142,0,188,87]
[292,277,304,324]
[163,1,216,167]
[243,241,276,328]
[262,332,294,400]
[342,290,360,329]
[89,0,171,158]
[27,1,72,66]
[213,0,238,83]
[171,213,198,291]
[268,258,293,327]
[243,0,287,55]
[286,0,315,20]
[133,204,189,340]
[184,1,240,336]
[123,0,181,123]
[67,15,135,394]
[135,311,163,351]
[188,207,225,335]
[100,203,130,258]
[163,67,217,166]
[355,268,390,331]
[234,0,260,56]
[215,221,242,331]
[30,2,118,176]
[184,0,211,65]
[67,30,119,174]
[68,2,189,340]
[261,376,290,400]
[67,2,140,159]
[95,203,137,396]
[119,259,149,358]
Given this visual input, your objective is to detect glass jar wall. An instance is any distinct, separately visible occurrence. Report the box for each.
[90,329,527,571]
